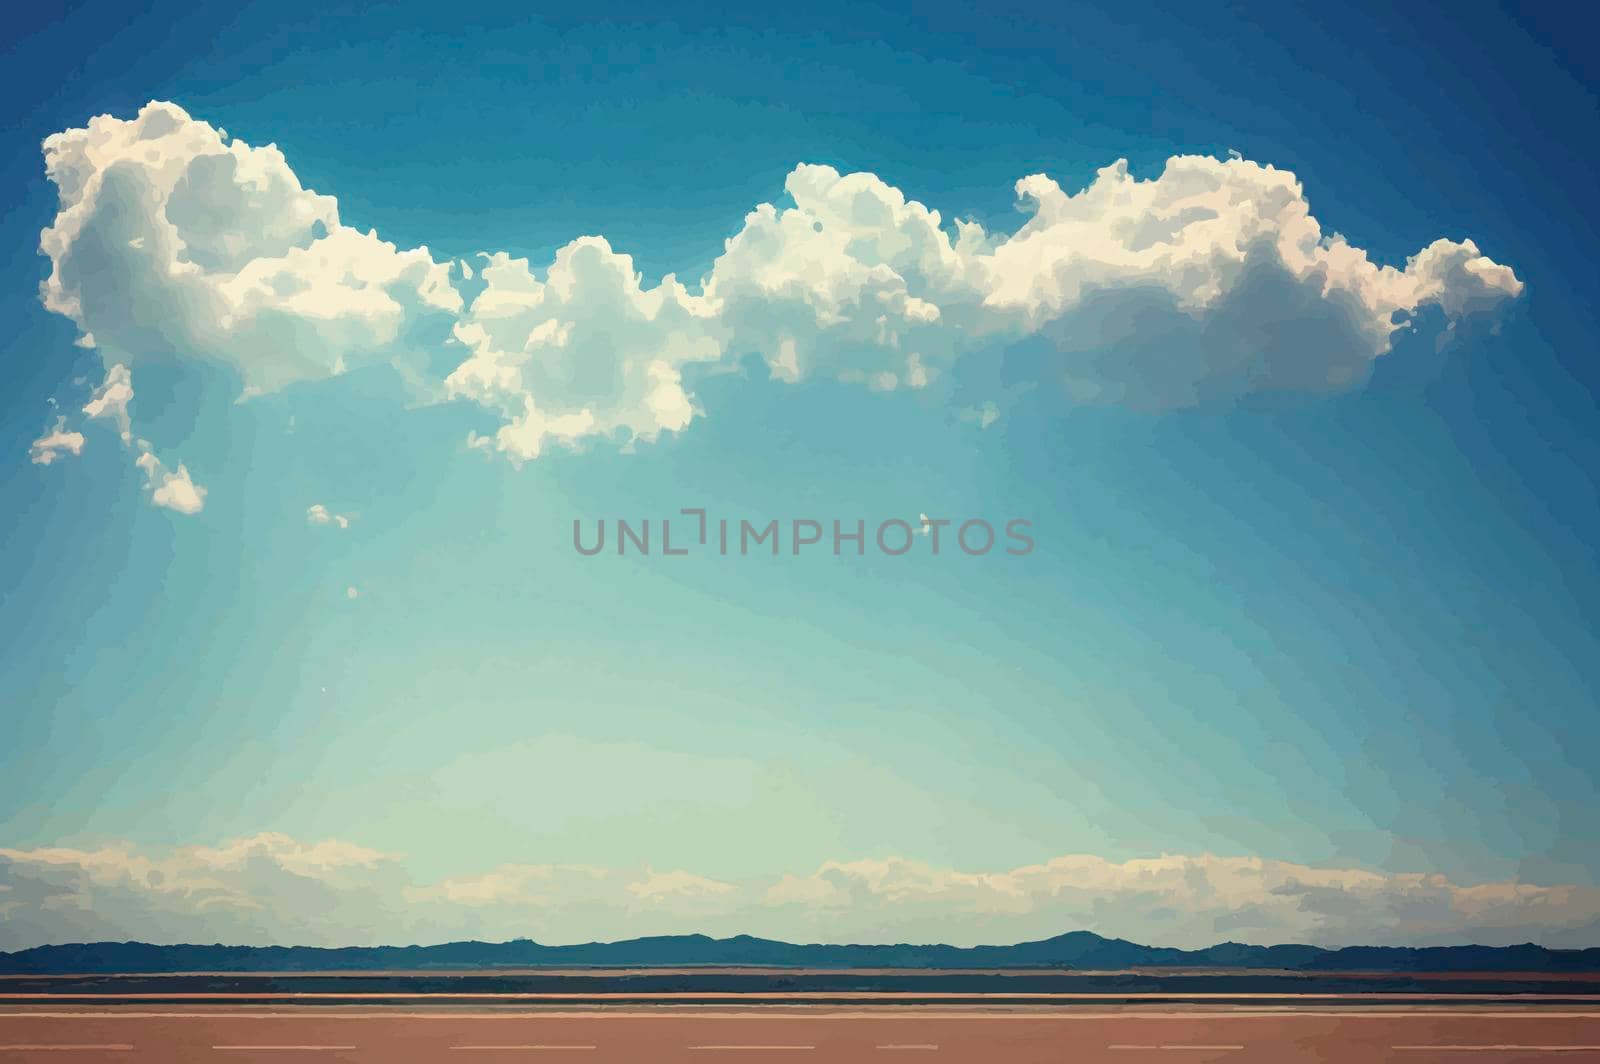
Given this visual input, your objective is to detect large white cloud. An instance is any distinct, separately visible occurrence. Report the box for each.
[40,102,460,396]
[2,835,1594,950]
[439,155,1522,453]
[705,165,986,391]
[36,102,1523,471]
[446,240,721,463]
[705,159,1522,409]
[984,161,1522,406]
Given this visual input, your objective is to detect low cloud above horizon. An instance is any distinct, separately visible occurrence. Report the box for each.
[32,101,1521,499]
[2,833,1594,953]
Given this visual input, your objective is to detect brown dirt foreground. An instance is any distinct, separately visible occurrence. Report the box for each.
[3,1006,1600,1063]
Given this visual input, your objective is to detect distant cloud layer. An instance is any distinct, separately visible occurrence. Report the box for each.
[33,102,1522,483]
[2,834,1594,951]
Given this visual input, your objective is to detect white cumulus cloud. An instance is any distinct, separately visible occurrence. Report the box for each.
[705,159,1523,409]
[445,240,721,463]
[34,102,1524,475]
[40,102,460,396]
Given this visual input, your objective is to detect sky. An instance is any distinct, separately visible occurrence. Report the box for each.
[1,0,1598,952]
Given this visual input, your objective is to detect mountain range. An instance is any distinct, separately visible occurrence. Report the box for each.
[3,932,1598,974]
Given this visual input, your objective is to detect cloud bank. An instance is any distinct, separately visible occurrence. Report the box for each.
[2,834,1594,951]
[34,102,1523,480]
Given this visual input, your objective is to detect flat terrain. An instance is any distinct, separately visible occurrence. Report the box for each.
[4,1005,1600,1062]
[3,973,1598,1062]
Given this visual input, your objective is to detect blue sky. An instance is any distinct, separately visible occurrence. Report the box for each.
[1,0,1597,950]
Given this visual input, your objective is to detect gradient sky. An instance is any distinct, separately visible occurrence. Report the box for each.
[1,0,1597,951]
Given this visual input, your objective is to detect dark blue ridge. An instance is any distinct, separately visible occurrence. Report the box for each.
[2,933,1597,974]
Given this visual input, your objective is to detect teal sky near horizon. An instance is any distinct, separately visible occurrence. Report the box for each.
[1,0,1597,950]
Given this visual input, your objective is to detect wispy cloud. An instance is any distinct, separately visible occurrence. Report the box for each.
[82,363,133,443]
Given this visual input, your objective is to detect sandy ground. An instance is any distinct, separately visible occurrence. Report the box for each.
[3,1005,1600,1063]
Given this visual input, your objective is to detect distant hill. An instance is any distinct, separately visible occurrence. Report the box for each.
[2,932,1597,974]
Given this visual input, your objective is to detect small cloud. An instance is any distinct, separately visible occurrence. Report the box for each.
[958,401,1000,429]
[345,586,359,599]
[916,512,932,536]
[135,450,206,515]
[79,362,203,515]
[82,363,134,443]
[29,416,86,466]
[307,503,351,529]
